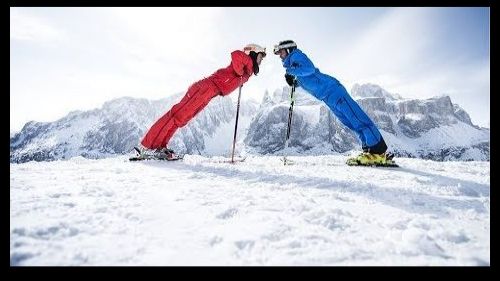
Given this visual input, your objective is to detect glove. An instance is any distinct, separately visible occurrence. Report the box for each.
[285,74,296,86]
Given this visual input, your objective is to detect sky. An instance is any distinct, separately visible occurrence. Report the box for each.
[10,7,490,131]
[10,154,490,265]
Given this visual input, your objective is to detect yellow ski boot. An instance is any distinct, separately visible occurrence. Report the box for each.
[346,152,398,167]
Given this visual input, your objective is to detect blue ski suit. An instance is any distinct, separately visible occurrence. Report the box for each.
[283,48,386,152]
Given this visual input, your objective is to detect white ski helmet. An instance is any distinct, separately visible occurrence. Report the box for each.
[273,40,297,55]
[243,44,266,56]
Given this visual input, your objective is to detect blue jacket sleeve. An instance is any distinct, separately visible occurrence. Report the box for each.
[286,52,316,77]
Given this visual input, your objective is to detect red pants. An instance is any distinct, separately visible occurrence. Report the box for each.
[141,78,220,149]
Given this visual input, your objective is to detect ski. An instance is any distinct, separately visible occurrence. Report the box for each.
[129,146,184,162]
[347,162,399,168]
[129,154,184,161]
[346,159,399,168]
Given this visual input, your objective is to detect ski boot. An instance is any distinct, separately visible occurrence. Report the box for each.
[346,152,398,167]
[131,146,181,161]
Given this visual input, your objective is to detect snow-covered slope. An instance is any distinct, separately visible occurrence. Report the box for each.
[10,155,490,266]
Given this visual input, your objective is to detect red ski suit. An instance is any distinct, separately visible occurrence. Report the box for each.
[141,50,254,149]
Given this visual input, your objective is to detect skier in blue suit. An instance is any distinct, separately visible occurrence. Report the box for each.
[273,40,393,165]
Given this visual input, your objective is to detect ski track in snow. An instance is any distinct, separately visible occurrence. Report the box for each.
[10,155,490,266]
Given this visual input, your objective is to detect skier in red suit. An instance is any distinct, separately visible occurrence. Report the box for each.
[136,44,266,159]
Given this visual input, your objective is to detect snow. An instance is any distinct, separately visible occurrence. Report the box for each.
[10,155,489,266]
[419,122,489,147]
[382,122,489,157]
[203,115,253,157]
[404,113,425,121]
[295,105,322,125]
[18,114,101,156]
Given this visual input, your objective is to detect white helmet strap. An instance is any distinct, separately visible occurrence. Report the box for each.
[274,42,297,54]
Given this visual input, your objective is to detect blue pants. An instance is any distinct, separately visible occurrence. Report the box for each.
[323,84,383,149]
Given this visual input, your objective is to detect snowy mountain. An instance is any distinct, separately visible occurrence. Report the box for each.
[10,155,490,265]
[245,83,489,161]
[10,83,489,163]
[10,94,258,163]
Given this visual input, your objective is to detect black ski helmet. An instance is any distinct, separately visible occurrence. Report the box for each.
[273,40,297,55]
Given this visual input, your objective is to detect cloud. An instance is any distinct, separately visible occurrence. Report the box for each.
[108,8,223,66]
[10,8,63,43]
[98,7,226,94]
[324,8,435,85]
[318,8,489,127]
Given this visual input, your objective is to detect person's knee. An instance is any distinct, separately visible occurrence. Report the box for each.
[173,113,190,127]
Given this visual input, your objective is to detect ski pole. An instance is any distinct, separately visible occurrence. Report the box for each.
[283,81,296,165]
[231,85,243,163]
